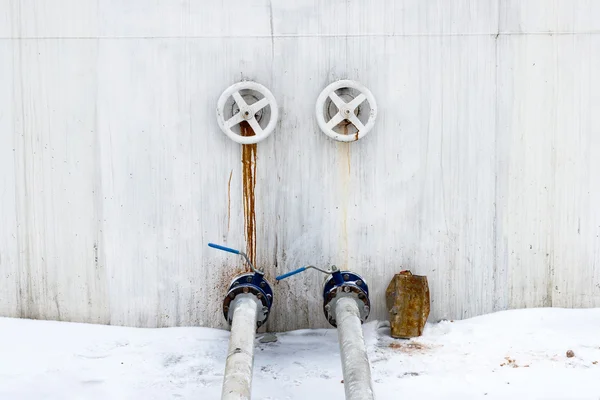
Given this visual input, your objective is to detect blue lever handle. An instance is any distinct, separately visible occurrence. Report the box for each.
[276,267,307,281]
[208,243,240,255]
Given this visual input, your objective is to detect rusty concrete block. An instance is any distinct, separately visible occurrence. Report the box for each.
[385,271,430,338]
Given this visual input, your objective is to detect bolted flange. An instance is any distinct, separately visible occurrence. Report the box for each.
[322,270,370,327]
[223,272,274,329]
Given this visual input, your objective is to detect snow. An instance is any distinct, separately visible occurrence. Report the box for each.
[1,308,599,399]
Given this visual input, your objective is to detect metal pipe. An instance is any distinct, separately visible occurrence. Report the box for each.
[335,296,375,400]
[221,294,259,400]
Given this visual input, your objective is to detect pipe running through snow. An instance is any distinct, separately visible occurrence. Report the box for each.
[221,294,259,400]
[335,296,375,400]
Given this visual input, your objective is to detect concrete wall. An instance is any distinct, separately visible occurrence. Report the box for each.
[1,0,600,331]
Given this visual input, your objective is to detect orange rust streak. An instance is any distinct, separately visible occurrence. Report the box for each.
[342,124,351,173]
[227,169,233,234]
[240,121,257,270]
[346,144,351,173]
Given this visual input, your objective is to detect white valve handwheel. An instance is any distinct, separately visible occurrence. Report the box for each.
[216,81,279,145]
[315,80,377,142]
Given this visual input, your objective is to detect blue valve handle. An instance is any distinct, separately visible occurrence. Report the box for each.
[208,243,240,255]
[276,267,307,281]
[208,242,262,274]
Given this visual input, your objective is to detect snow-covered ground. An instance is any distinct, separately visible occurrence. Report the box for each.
[1,308,599,399]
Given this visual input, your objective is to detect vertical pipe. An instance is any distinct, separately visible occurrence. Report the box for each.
[335,296,375,400]
[221,294,259,400]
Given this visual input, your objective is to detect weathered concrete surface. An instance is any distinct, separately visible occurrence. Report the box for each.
[1,0,600,330]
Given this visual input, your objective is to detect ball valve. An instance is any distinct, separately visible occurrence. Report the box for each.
[315,80,377,142]
[209,243,274,400]
[208,243,274,328]
[216,81,279,144]
[277,264,375,400]
[276,265,370,326]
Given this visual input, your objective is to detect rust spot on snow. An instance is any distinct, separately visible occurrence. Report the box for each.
[566,350,575,358]
[388,341,431,353]
[500,356,527,368]
[240,121,257,270]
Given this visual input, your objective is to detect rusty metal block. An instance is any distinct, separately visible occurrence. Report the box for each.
[385,271,430,338]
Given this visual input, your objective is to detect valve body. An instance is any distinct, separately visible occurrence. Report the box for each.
[322,270,370,327]
[223,272,273,328]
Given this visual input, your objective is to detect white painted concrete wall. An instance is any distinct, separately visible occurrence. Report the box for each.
[1,0,600,331]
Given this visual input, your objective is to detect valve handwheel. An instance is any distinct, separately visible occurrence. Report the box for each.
[315,80,377,142]
[216,81,279,145]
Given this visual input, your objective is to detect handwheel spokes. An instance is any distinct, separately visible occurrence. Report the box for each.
[227,95,271,131]
[315,80,377,142]
[347,114,365,132]
[327,91,368,131]
[217,81,279,144]
[247,117,264,136]
[250,97,270,114]
[326,111,365,132]
[232,91,247,109]
[225,112,244,128]
[348,93,367,111]
[328,91,346,109]
[326,112,345,130]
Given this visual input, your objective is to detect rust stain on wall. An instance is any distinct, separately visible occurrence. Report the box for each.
[240,121,257,269]
[227,169,233,234]
[342,124,351,173]
[338,139,351,268]
[346,142,351,173]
